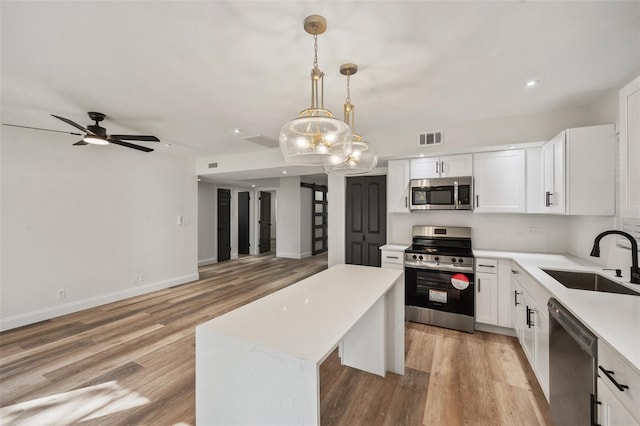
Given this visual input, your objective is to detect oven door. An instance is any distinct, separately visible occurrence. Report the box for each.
[405,266,475,316]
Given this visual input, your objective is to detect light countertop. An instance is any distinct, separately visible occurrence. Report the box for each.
[197,264,403,365]
[380,243,410,251]
[474,249,640,374]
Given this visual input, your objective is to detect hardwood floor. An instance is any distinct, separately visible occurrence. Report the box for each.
[0,254,550,425]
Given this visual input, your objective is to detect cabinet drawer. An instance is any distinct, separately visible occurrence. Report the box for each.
[598,341,640,419]
[476,258,498,273]
[381,250,404,265]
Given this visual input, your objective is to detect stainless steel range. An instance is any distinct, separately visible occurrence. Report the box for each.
[404,225,475,333]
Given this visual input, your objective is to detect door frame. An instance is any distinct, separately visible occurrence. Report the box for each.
[251,187,277,256]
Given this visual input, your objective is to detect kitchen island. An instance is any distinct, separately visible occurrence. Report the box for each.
[195,264,404,425]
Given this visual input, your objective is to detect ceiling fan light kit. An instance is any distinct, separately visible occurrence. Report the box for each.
[323,63,377,175]
[279,15,352,166]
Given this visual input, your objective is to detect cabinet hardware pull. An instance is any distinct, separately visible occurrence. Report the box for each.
[479,264,495,268]
[545,191,552,207]
[404,196,407,208]
[476,194,479,208]
[590,393,601,426]
[526,306,534,327]
[511,269,520,274]
[477,278,481,292]
[386,256,399,259]
[514,290,521,306]
[441,161,444,175]
[598,366,630,392]
[436,161,439,174]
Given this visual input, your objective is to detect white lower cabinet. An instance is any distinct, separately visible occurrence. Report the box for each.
[510,263,550,400]
[597,340,640,425]
[475,258,513,328]
[380,245,406,270]
[597,376,639,426]
[475,271,498,325]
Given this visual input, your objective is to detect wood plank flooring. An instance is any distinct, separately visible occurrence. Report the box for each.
[0,254,550,425]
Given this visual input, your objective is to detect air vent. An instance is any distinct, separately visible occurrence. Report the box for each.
[242,134,279,148]
[418,131,443,147]
[208,162,218,168]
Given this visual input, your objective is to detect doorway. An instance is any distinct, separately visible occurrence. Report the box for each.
[238,191,250,255]
[217,188,231,262]
[259,191,273,254]
[345,175,387,267]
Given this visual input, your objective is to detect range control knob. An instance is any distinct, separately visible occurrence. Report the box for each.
[434,256,439,262]
[412,255,417,260]
[458,258,465,263]
[418,255,424,260]
[451,258,457,263]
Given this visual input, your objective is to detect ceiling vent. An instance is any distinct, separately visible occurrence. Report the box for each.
[208,162,218,168]
[242,134,279,148]
[418,131,443,147]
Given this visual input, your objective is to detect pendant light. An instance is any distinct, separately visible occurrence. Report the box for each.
[323,63,377,175]
[279,15,352,165]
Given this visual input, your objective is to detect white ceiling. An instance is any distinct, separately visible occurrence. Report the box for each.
[2,1,639,167]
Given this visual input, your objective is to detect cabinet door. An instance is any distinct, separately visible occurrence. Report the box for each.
[497,259,513,328]
[441,154,473,177]
[551,137,565,214]
[473,150,526,213]
[620,75,640,218]
[410,157,439,179]
[597,377,640,426]
[511,272,525,342]
[475,272,498,325]
[387,160,410,213]
[533,301,549,399]
[521,292,536,366]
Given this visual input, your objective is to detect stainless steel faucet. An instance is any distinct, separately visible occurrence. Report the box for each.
[590,230,640,284]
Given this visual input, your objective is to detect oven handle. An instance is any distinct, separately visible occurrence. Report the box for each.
[404,263,474,273]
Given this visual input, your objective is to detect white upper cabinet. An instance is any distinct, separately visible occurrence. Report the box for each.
[473,149,526,213]
[410,154,472,179]
[620,75,640,218]
[542,124,615,215]
[387,160,410,213]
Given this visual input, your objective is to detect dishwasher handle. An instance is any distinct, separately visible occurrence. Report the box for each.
[548,298,597,358]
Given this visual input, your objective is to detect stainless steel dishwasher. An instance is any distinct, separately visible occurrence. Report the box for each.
[548,298,598,426]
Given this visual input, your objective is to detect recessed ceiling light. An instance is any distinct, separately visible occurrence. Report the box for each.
[282,170,287,174]
[526,80,538,87]
[509,146,516,149]
[419,154,425,157]
[164,143,172,147]
[233,128,241,134]
[251,184,256,188]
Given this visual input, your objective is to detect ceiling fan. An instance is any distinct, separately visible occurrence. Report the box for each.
[3,112,160,152]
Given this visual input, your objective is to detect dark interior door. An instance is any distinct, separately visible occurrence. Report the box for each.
[217,188,231,262]
[238,192,250,255]
[345,175,387,267]
[259,191,271,254]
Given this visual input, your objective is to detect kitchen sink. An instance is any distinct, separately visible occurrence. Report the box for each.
[542,269,640,296]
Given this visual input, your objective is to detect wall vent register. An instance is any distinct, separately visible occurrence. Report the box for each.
[418,131,443,147]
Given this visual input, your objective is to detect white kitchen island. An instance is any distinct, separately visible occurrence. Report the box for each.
[195,264,405,425]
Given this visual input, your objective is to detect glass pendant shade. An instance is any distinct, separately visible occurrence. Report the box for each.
[323,62,378,175]
[279,15,352,166]
[323,135,377,175]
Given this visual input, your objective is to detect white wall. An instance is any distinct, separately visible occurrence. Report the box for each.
[276,176,301,259]
[1,128,198,331]
[328,173,346,267]
[300,187,312,257]
[198,181,217,265]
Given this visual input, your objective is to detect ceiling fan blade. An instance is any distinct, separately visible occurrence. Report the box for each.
[109,134,160,142]
[73,140,88,146]
[50,114,92,134]
[108,137,154,152]
[2,123,82,136]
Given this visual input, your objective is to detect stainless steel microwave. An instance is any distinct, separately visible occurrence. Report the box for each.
[410,177,473,210]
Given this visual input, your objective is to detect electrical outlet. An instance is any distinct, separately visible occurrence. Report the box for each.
[132,274,139,284]
[528,227,541,234]
[139,273,146,283]
[57,289,66,300]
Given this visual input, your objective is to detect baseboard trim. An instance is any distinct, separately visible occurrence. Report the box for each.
[276,251,302,259]
[198,257,217,266]
[0,272,200,332]
[474,322,517,337]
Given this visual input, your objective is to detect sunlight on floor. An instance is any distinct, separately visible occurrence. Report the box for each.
[0,381,150,424]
